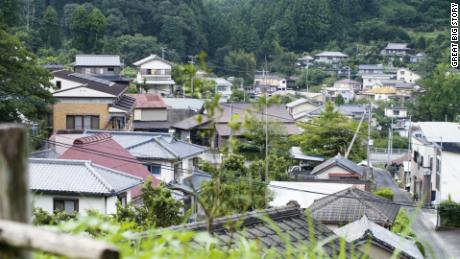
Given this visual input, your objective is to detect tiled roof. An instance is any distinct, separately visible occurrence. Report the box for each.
[111,95,136,112]
[82,130,208,160]
[334,216,423,259]
[358,64,384,70]
[59,133,159,196]
[133,121,171,130]
[127,93,167,109]
[75,54,121,67]
[132,54,172,66]
[315,51,348,57]
[385,43,409,50]
[311,154,365,176]
[413,122,460,143]
[52,70,127,96]
[286,98,309,108]
[172,114,211,130]
[168,206,357,256]
[309,187,400,227]
[29,158,142,195]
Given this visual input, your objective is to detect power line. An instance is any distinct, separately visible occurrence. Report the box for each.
[31,136,441,211]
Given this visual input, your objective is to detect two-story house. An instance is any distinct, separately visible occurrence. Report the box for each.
[133,54,175,95]
[381,43,410,62]
[384,106,408,119]
[397,68,421,84]
[210,77,233,102]
[361,73,392,89]
[358,64,385,75]
[50,70,135,132]
[410,122,460,204]
[253,74,287,93]
[73,54,129,84]
[314,51,348,65]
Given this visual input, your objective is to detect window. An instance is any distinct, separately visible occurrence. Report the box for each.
[53,198,78,213]
[217,85,227,92]
[66,115,99,130]
[111,117,125,129]
[55,80,62,90]
[145,163,161,175]
[108,67,114,72]
[146,69,152,75]
[117,193,127,208]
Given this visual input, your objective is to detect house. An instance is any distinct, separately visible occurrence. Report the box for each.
[73,54,129,84]
[360,87,398,102]
[410,52,426,63]
[168,206,358,257]
[358,64,385,75]
[296,91,326,103]
[309,187,400,228]
[210,77,233,102]
[30,158,142,214]
[314,51,348,64]
[50,70,135,132]
[82,130,209,183]
[381,43,410,58]
[334,216,423,259]
[384,106,408,118]
[58,133,159,197]
[285,98,321,120]
[397,68,421,84]
[333,79,362,91]
[172,103,300,148]
[297,55,314,67]
[323,87,355,103]
[310,154,366,180]
[288,146,325,176]
[128,93,169,132]
[410,122,460,204]
[133,54,175,95]
[269,180,369,208]
[253,74,287,91]
[303,104,368,121]
[361,73,392,89]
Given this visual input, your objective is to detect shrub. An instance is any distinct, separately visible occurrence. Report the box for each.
[373,187,394,200]
[439,196,460,227]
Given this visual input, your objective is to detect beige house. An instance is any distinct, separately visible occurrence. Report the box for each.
[50,70,134,132]
[133,54,175,95]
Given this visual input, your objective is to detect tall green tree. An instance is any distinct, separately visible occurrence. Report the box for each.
[68,5,88,51]
[40,6,61,49]
[224,50,256,85]
[0,27,54,122]
[87,7,107,52]
[293,101,366,161]
[411,64,460,121]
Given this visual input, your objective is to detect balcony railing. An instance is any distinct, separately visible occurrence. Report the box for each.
[139,75,172,81]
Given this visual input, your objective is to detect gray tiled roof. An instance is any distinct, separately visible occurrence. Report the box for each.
[309,188,400,227]
[167,206,357,256]
[384,43,409,50]
[334,216,423,259]
[75,54,121,67]
[358,64,384,70]
[83,130,208,160]
[29,158,143,195]
[311,155,365,176]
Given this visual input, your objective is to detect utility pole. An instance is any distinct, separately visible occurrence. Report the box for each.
[263,56,269,206]
[161,47,166,59]
[345,110,366,158]
[366,100,373,178]
[387,117,393,166]
[306,60,309,92]
[188,55,196,95]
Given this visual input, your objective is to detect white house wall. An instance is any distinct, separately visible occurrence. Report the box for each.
[51,77,82,92]
[440,151,460,202]
[53,87,116,98]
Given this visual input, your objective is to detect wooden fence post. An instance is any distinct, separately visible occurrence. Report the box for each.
[0,124,30,258]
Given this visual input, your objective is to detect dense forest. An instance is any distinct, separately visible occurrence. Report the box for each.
[0,0,452,79]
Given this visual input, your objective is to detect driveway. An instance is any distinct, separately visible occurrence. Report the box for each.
[372,168,460,259]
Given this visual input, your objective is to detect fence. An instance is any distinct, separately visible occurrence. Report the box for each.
[0,124,119,259]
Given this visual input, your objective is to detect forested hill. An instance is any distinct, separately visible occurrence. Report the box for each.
[2,0,450,67]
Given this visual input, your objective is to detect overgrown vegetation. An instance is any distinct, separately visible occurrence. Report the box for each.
[439,196,460,228]
[373,188,394,200]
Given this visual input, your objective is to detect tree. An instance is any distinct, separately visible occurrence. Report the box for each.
[224,50,256,85]
[411,64,460,121]
[87,7,107,52]
[40,6,60,49]
[172,64,216,98]
[0,27,54,122]
[335,94,345,106]
[0,0,20,27]
[68,5,88,51]
[115,178,183,228]
[293,101,366,161]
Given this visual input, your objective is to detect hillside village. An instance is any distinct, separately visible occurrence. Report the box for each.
[1,0,460,258]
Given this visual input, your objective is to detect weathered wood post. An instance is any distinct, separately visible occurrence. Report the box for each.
[0,124,30,258]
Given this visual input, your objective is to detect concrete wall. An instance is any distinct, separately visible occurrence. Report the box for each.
[134,109,167,121]
[53,101,111,131]
[315,165,357,179]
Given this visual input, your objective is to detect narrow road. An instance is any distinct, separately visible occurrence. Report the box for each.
[372,168,460,259]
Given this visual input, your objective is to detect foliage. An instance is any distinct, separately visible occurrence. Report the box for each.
[33,207,77,226]
[0,27,54,122]
[40,6,61,49]
[373,188,394,200]
[115,178,183,228]
[172,64,216,98]
[335,94,345,106]
[439,196,460,228]
[411,64,460,121]
[224,50,256,85]
[293,102,366,161]
[391,209,415,237]
[373,135,409,149]
[229,88,246,103]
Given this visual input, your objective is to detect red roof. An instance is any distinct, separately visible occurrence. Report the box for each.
[59,134,160,197]
[127,93,167,109]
